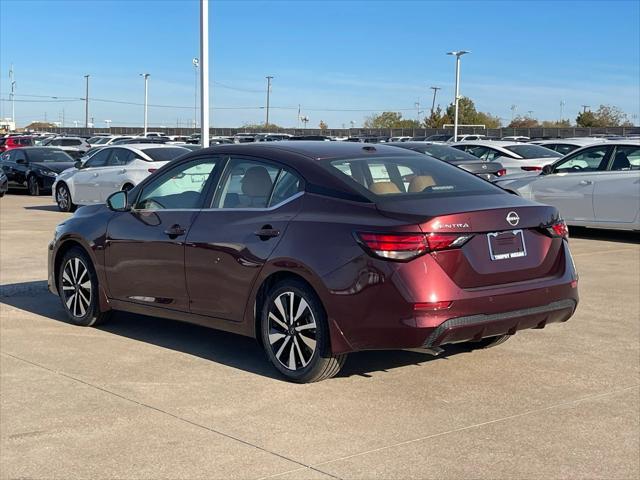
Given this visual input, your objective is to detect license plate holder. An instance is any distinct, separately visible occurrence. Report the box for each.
[487,229,527,260]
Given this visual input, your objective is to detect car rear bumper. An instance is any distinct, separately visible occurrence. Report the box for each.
[422,298,576,347]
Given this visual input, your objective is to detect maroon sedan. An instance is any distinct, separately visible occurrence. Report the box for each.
[48,142,578,382]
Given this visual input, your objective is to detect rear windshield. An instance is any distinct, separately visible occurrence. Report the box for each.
[325,155,502,198]
[420,145,481,163]
[425,134,452,141]
[143,147,189,162]
[28,149,74,162]
[504,144,562,159]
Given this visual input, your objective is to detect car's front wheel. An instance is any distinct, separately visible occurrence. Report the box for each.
[56,183,76,212]
[261,279,346,383]
[27,176,40,196]
[58,246,111,326]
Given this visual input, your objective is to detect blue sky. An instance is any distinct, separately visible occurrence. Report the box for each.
[1,0,639,129]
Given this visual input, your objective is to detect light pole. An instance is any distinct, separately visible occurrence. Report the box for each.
[414,101,422,124]
[200,0,210,147]
[9,65,16,128]
[192,57,199,129]
[140,73,150,135]
[560,100,565,122]
[84,74,90,128]
[105,119,112,131]
[265,75,274,128]
[429,86,441,115]
[510,104,517,122]
[446,50,470,142]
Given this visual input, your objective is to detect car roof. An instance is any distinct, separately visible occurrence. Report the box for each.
[533,137,607,146]
[104,143,189,151]
[200,140,420,161]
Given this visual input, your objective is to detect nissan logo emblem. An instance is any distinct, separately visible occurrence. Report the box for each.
[506,211,520,226]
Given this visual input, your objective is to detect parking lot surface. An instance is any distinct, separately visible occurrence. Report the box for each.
[1,193,639,479]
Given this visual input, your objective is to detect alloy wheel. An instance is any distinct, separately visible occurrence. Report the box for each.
[28,177,39,196]
[57,185,69,210]
[61,257,92,318]
[267,291,317,370]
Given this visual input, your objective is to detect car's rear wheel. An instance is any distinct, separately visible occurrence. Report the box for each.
[27,176,40,196]
[261,279,346,383]
[58,246,110,326]
[56,183,76,212]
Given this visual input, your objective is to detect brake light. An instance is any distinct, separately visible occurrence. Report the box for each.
[414,301,452,311]
[496,168,507,177]
[547,219,569,239]
[356,232,472,261]
[521,166,542,172]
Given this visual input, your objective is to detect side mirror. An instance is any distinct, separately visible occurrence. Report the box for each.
[106,190,130,212]
[541,164,554,175]
[74,161,83,169]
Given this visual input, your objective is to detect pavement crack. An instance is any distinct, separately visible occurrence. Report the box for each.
[1,351,343,480]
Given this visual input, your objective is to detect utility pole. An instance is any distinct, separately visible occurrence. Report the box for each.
[510,104,517,121]
[200,0,210,147]
[84,75,90,128]
[140,73,150,135]
[192,57,199,129]
[297,104,301,129]
[429,86,441,115]
[527,110,534,117]
[581,105,590,113]
[447,50,470,142]
[265,75,274,128]
[9,65,16,128]
[560,100,565,122]
[415,101,422,124]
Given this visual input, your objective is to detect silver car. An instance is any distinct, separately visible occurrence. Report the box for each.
[495,141,640,231]
[451,140,562,175]
[529,137,607,156]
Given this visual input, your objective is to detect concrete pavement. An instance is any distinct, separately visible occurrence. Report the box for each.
[1,193,638,479]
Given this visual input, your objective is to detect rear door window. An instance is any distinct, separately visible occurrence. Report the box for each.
[553,146,611,173]
[84,149,111,168]
[108,148,135,166]
[609,146,640,171]
[215,159,280,208]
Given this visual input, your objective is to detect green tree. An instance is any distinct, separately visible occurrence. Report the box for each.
[541,119,572,128]
[363,112,420,129]
[424,106,452,128]
[444,97,501,128]
[241,122,281,130]
[576,105,630,127]
[508,115,540,128]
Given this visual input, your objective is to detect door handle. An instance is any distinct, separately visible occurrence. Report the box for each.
[579,180,593,185]
[118,169,126,174]
[163,224,187,238]
[254,225,280,239]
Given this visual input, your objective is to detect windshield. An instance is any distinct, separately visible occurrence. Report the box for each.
[28,149,74,163]
[325,155,502,199]
[426,134,452,142]
[420,145,482,163]
[87,136,103,143]
[504,144,562,159]
[93,137,113,144]
[143,147,189,161]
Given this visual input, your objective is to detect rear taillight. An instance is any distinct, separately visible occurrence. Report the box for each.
[547,219,569,239]
[414,301,452,311]
[496,168,507,177]
[521,166,542,172]
[356,232,472,261]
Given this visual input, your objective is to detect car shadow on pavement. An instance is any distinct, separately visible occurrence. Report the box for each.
[1,280,460,382]
[569,226,639,245]
[23,204,61,212]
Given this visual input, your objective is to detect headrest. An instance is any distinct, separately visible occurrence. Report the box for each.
[241,166,273,197]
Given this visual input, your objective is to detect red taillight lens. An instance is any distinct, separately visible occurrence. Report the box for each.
[496,168,507,177]
[521,166,542,171]
[414,301,452,311]
[547,220,569,239]
[357,232,472,261]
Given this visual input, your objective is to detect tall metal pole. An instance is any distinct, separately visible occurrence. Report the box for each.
[560,100,565,122]
[140,73,150,135]
[429,86,441,115]
[265,75,273,128]
[9,65,16,128]
[192,57,199,130]
[84,74,90,128]
[447,50,469,142]
[200,0,210,148]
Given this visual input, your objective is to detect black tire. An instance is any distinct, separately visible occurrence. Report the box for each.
[27,176,40,196]
[261,279,346,383]
[468,334,511,349]
[56,183,76,212]
[57,246,111,326]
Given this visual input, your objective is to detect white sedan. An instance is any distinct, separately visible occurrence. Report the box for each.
[52,144,189,211]
[495,141,640,231]
[451,140,562,175]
